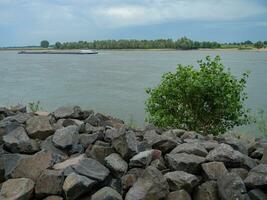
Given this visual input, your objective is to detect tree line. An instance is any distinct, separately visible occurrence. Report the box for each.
[39,37,267,50]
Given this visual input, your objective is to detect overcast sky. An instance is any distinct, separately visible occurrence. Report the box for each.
[0,0,267,46]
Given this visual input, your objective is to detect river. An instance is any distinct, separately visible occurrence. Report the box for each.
[1,50,267,134]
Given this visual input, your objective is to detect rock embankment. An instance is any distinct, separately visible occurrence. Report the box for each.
[0,105,267,200]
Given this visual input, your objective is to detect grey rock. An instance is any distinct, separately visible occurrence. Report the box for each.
[9,104,27,113]
[0,158,4,183]
[244,164,267,189]
[84,114,100,126]
[3,151,55,181]
[104,153,128,177]
[26,115,54,140]
[91,187,123,200]
[261,148,267,164]
[62,118,84,128]
[3,126,40,154]
[150,157,167,171]
[165,153,205,174]
[229,168,248,180]
[0,178,34,200]
[248,189,267,200]
[41,136,68,158]
[250,147,264,159]
[121,168,144,190]
[193,181,219,200]
[167,190,191,200]
[35,169,64,198]
[86,143,115,164]
[218,172,249,200]
[43,196,64,200]
[181,131,204,140]
[170,143,208,157]
[52,125,79,149]
[129,149,162,168]
[63,172,96,200]
[144,130,178,153]
[218,135,248,155]
[206,143,257,169]
[112,129,138,160]
[53,106,82,119]
[201,162,228,180]
[78,133,100,147]
[104,128,121,142]
[164,171,199,192]
[2,112,32,124]
[125,166,169,200]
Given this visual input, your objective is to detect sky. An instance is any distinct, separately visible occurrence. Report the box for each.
[0,0,267,47]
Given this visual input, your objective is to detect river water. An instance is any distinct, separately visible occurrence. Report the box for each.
[1,50,267,134]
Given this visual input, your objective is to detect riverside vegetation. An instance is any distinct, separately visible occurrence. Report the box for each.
[0,56,267,200]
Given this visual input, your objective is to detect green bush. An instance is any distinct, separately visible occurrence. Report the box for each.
[145,56,250,135]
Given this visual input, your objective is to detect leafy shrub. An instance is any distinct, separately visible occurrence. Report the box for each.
[145,56,250,135]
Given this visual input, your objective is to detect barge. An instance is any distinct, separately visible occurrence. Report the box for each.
[18,49,98,55]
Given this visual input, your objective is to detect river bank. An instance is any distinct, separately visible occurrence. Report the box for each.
[0,105,267,200]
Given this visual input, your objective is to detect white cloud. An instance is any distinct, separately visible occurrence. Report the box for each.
[92,0,267,27]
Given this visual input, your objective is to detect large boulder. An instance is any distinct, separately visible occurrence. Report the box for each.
[170,142,208,157]
[201,162,228,180]
[52,125,79,149]
[125,166,169,200]
[26,116,54,140]
[35,169,64,198]
[244,164,267,189]
[112,129,138,160]
[206,143,257,169]
[53,106,82,119]
[218,135,248,155]
[229,168,248,180]
[0,178,35,200]
[217,172,249,200]
[164,171,199,192]
[3,151,55,181]
[63,172,96,200]
[3,126,40,154]
[91,187,123,200]
[193,181,219,200]
[129,149,161,168]
[165,153,205,174]
[104,153,128,177]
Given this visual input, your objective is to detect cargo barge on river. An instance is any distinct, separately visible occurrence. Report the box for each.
[18,50,98,55]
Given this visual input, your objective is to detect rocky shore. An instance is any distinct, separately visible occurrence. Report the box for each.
[0,105,267,200]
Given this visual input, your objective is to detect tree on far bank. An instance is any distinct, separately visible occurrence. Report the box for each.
[55,42,62,49]
[40,40,49,48]
[254,41,264,49]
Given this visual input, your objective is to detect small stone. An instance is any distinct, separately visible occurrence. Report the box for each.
[52,125,79,149]
[165,153,205,174]
[193,181,219,200]
[63,172,96,200]
[91,187,123,200]
[167,190,191,200]
[0,178,34,200]
[201,162,228,180]
[129,149,161,168]
[26,116,54,140]
[104,153,128,177]
[125,166,169,200]
[35,169,64,198]
[78,133,100,147]
[164,171,199,192]
[121,168,144,190]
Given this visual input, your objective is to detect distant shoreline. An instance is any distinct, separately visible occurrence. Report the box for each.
[1,47,267,52]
